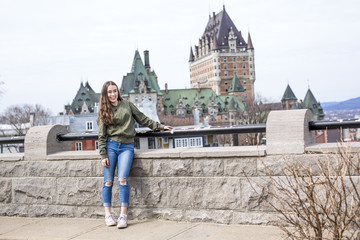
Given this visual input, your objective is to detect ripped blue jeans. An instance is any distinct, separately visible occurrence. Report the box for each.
[102,139,134,207]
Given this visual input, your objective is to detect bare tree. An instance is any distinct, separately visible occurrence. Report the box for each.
[0,104,52,136]
[247,144,360,239]
[239,94,272,145]
[218,134,233,146]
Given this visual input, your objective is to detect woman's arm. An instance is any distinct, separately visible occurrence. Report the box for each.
[129,102,172,131]
[97,119,108,159]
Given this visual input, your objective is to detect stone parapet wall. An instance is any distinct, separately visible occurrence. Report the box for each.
[1,144,359,225]
[1,110,359,225]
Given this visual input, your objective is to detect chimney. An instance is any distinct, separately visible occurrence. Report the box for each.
[144,50,150,72]
[165,83,168,94]
[29,109,35,127]
[197,82,201,93]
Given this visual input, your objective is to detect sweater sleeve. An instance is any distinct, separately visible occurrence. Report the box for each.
[129,102,165,131]
[97,118,108,159]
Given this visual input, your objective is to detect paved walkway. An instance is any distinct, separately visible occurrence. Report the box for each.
[0,216,284,240]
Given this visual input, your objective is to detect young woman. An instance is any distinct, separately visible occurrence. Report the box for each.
[97,81,172,228]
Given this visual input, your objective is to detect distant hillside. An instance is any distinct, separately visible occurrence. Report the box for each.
[322,97,360,111]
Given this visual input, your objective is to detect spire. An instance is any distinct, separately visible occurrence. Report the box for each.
[247,32,254,50]
[228,73,245,93]
[281,84,297,101]
[303,88,324,120]
[189,46,195,62]
[303,88,318,108]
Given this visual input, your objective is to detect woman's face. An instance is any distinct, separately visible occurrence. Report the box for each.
[107,84,118,105]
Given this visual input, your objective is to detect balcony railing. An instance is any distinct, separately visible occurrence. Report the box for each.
[1,119,359,145]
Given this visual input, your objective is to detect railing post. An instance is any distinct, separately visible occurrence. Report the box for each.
[24,125,71,161]
[266,109,315,155]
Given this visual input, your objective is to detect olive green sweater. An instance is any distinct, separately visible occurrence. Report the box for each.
[98,100,164,159]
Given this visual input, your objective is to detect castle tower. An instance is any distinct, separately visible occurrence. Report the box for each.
[281,84,298,110]
[189,5,255,100]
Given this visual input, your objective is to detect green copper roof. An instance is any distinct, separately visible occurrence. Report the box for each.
[71,82,99,114]
[303,89,318,108]
[160,88,245,114]
[161,88,219,112]
[228,73,245,93]
[281,84,297,101]
[218,95,245,112]
[120,50,161,95]
[301,88,324,120]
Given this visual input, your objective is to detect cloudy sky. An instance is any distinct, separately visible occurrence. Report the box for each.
[0,0,359,115]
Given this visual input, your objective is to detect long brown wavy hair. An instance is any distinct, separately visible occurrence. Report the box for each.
[97,81,123,125]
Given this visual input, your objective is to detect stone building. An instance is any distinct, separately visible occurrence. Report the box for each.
[189,5,255,101]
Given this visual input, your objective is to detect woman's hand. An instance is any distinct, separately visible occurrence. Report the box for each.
[164,126,173,131]
[101,158,109,167]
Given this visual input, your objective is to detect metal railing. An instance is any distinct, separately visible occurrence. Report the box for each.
[0,119,359,144]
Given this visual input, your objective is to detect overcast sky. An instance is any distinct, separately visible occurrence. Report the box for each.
[0,0,359,115]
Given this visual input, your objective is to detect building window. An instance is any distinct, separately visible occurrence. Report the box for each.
[224,65,227,69]
[135,97,138,102]
[149,96,152,101]
[244,87,247,90]
[249,57,252,61]
[250,64,253,68]
[95,141,99,150]
[225,81,228,85]
[86,121,93,131]
[234,65,236,69]
[224,71,228,76]
[233,57,236,62]
[224,58,227,62]
[243,72,246,76]
[225,88,228,92]
[214,66,216,69]
[243,64,246,68]
[175,137,202,148]
[250,72,253,75]
[75,142,82,151]
[243,80,247,84]
[214,59,216,62]
[163,137,169,144]
[133,138,140,149]
[148,137,156,149]
[243,57,246,61]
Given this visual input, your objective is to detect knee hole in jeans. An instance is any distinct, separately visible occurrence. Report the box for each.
[119,178,127,186]
[105,181,113,187]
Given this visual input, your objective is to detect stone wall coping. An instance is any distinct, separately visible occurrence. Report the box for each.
[306,142,360,153]
[0,153,24,162]
[46,150,100,161]
[179,146,266,158]
[41,146,266,161]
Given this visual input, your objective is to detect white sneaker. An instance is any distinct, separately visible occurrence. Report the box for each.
[105,214,116,226]
[117,214,127,228]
